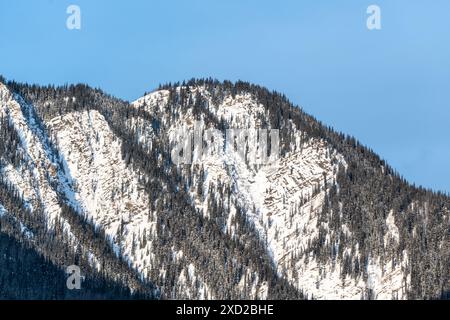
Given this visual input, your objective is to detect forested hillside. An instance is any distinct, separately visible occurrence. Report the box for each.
[0,77,448,299]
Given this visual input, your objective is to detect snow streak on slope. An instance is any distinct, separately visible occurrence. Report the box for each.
[0,204,7,217]
[0,83,101,264]
[1,83,62,223]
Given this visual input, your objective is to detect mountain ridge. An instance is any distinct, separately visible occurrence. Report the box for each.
[0,77,448,299]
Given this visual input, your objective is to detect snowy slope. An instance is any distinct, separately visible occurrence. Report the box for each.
[0,82,102,268]
[132,87,411,299]
[47,109,215,298]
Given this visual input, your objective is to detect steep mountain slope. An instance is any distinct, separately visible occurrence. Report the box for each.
[0,78,448,299]
[0,82,155,299]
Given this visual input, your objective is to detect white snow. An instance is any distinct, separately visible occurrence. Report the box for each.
[0,204,7,217]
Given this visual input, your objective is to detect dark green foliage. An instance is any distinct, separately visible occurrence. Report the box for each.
[0,232,141,300]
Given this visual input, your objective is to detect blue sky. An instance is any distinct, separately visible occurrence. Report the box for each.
[0,0,449,193]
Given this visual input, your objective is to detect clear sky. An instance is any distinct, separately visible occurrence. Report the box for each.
[1,0,449,193]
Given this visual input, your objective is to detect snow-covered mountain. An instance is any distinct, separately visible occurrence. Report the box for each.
[0,78,448,299]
